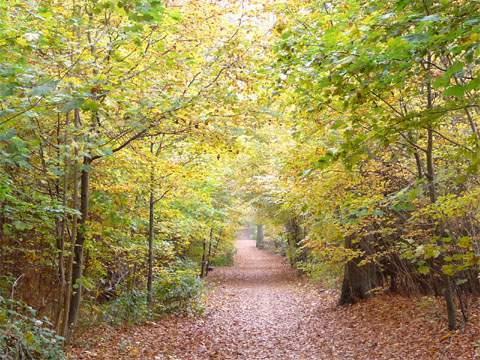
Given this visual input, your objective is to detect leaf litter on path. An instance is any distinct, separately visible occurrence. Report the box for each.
[69,239,480,359]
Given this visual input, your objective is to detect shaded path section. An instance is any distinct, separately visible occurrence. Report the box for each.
[70,234,480,359]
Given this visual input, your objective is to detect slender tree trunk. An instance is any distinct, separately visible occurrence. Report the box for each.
[444,275,457,330]
[205,229,214,276]
[67,156,91,333]
[200,229,213,278]
[62,110,80,341]
[200,236,207,278]
[147,157,155,305]
[425,52,456,330]
[425,61,436,204]
[55,114,69,334]
[426,124,436,204]
[63,0,81,339]
[413,147,424,179]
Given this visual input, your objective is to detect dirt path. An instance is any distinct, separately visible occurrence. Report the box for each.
[70,235,480,360]
[146,236,330,359]
[188,237,326,359]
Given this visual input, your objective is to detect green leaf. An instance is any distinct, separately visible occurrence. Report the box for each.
[419,15,441,22]
[31,80,59,97]
[81,99,99,112]
[13,220,31,231]
[444,62,463,78]
[62,98,84,112]
[418,265,430,275]
[441,264,456,276]
[458,236,471,249]
[465,78,480,91]
[444,85,464,98]
[73,276,94,290]
[424,246,441,259]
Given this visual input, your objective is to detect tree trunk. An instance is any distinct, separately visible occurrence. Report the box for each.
[200,237,207,278]
[339,237,380,305]
[444,275,457,330]
[67,156,91,334]
[425,59,436,204]
[147,180,154,305]
[205,229,214,276]
[425,51,456,329]
[62,109,80,341]
[256,224,264,249]
[55,114,69,334]
[426,124,436,203]
[285,218,301,265]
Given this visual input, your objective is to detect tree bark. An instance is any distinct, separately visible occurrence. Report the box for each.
[425,57,436,204]
[339,237,380,305]
[67,156,91,333]
[147,160,155,305]
[424,51,456,330]
[256,224,264,249]
[444,275,457,330]
[205,229,214,276]
[55,114,69,334]
[285,218,301,265]
[62,109,80,341]
[200,237,207,278]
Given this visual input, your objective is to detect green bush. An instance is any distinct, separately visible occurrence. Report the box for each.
[0,296,65,360]
[101,289,149,326]
[102,260,204,325]
[211,246,236,267]
[152,260,204,315]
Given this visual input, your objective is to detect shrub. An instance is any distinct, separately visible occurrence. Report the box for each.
[101,289,149,326]
[211,246,236,267]
[0,296,65,360]
[152,260,204,315]
[101,260,204,325]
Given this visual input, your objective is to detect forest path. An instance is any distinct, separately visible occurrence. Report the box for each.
[70,233,479,359]
[148,233,330,359]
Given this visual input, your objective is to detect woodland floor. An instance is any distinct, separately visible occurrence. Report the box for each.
[69,236,480,360]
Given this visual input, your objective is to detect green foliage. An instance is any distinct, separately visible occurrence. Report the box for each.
[211,244,236,267]
[297,258,342,288]
[101,261,203,325]
[0,296,65,360]
[2,0,480,344]
[254,0,480,319]
[0,0,248,341]
[151,260,204,315]
[101,289,149,326]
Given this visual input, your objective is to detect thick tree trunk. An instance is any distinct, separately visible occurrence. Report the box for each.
[339,237,380,305]
[285,218,301,265]
[256,224,264,249]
